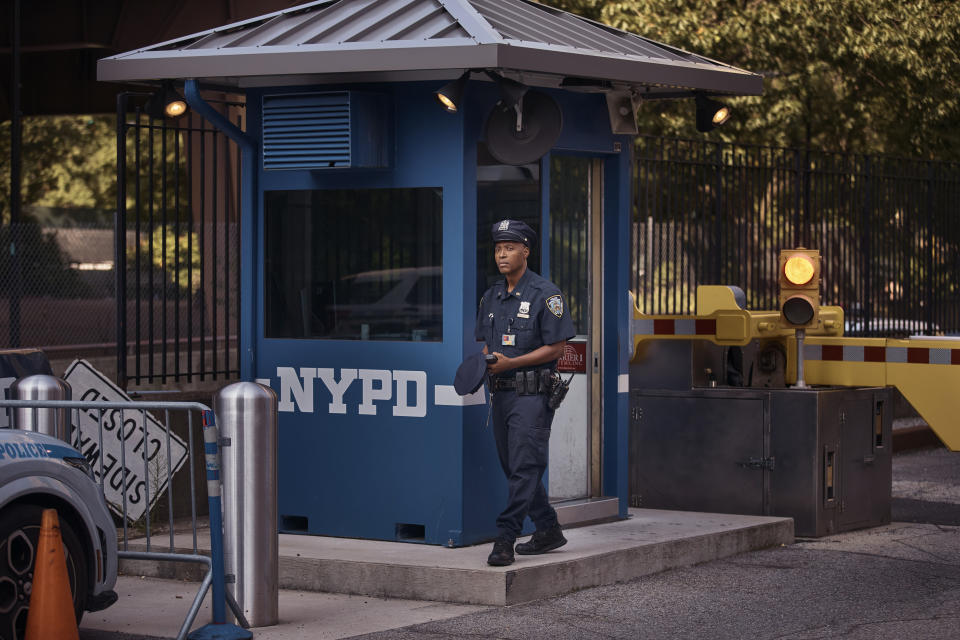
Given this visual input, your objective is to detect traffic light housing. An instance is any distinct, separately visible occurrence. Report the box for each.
[778,248,821,329]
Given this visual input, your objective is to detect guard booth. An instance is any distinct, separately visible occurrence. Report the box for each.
[98,0,761,546]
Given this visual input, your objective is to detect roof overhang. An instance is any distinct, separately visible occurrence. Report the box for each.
[97,0,763,98]
[99,40,761,97]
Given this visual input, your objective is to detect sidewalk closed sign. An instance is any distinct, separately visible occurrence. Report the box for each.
[65,360,188,522]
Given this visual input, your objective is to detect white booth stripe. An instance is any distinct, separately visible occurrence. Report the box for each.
[434,385,486,406]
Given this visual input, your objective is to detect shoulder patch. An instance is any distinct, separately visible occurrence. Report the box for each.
[546,294,564,318]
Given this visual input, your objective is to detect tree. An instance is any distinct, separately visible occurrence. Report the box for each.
[541,0,960,160]
[0,115,117,223]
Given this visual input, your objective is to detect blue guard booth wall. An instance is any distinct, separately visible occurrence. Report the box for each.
[245,80,632,547]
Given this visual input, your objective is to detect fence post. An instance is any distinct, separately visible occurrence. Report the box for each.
[925,162,935,334]
[115,93,129,389]
[861,155,872,333]
[9,0,22,349]
[792,149,803,247]
[713,143,723,280]
[187,410,251,640]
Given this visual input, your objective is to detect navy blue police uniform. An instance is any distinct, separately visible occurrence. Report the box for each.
[475,221,576,545]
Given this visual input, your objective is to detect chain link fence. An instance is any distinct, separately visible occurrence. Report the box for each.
[0,221,116,351]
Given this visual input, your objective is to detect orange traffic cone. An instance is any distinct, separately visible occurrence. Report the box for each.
[24,509,79,640]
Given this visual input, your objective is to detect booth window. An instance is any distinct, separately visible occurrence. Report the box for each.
[264,188,443,341]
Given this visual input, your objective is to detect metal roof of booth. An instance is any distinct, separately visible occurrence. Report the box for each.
[97,0,762,97]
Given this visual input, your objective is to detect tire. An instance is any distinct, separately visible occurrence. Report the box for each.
[0,503,89,640]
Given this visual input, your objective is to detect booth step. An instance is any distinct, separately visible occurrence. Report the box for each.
[120,508,793,606]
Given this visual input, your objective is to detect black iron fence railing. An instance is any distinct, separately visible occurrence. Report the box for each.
[633,136,960,337]
[116,93,242,388]
[88,127,960,386]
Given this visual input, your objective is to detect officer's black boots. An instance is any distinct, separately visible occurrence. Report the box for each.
[515,525,567,555]
[488,527,565,565]
[487,538,515,566]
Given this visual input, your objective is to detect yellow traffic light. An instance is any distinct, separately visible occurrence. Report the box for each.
[779,248,821,329]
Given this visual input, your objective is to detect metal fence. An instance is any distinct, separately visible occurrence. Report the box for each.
[9,123,960,388]
[116,93,242,388]
[1,397,247,640]
[633,136,960,336]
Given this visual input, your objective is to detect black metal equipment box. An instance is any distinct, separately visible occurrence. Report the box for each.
[629,387,892,537]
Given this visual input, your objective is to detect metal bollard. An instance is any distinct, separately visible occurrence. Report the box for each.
[10,375,72,443]
[215,381,279,627]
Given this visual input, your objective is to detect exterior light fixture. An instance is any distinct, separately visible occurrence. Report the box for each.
[435,71,471,113]
[695,93,730,132]
[146,81,189,120]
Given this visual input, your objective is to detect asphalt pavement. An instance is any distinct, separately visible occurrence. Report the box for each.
[80,445,960,640]
[354,445,960,640]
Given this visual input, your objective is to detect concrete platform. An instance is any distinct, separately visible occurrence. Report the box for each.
[121,508,793,606]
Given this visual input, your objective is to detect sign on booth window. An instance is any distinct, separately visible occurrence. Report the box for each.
[558,341,587,374]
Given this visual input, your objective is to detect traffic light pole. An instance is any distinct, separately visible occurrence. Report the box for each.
[794,328,808,389]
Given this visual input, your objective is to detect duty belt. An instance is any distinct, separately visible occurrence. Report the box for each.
[491,369,555,395]
[491,377,520,391]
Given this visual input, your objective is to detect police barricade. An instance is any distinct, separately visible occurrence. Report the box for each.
[0,396,250,640]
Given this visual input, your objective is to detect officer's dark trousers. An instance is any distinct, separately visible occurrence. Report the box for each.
[491,390,559,541]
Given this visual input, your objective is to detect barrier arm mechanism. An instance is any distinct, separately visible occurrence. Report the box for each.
[628,286,960,452]
[801,336,960,452]
[184,80,258,381]
[628,287,844,356]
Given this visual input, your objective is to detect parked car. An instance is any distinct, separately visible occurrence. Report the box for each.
[844,318,941,337]
[0,429,118,639]
[306,266,443,341]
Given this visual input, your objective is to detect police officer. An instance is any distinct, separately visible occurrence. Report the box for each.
[476,219,576,566]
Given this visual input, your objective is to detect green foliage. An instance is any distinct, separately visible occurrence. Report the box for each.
[540,0,960,159]
[0,115,117,224]
[129,226,202,295]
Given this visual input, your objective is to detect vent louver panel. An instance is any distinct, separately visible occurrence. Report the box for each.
[263,92,354,170]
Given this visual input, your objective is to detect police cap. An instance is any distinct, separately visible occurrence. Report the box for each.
[491,219,536,248]
[454,351,488,396]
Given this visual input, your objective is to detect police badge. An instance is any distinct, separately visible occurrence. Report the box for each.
[546,295,563,318]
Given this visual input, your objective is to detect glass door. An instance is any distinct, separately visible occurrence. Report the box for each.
[548,155,604,501]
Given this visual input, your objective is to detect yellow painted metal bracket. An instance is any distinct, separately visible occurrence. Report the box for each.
[629,286,843,355]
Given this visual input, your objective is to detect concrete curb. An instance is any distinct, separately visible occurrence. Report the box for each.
[119,510,794,607]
